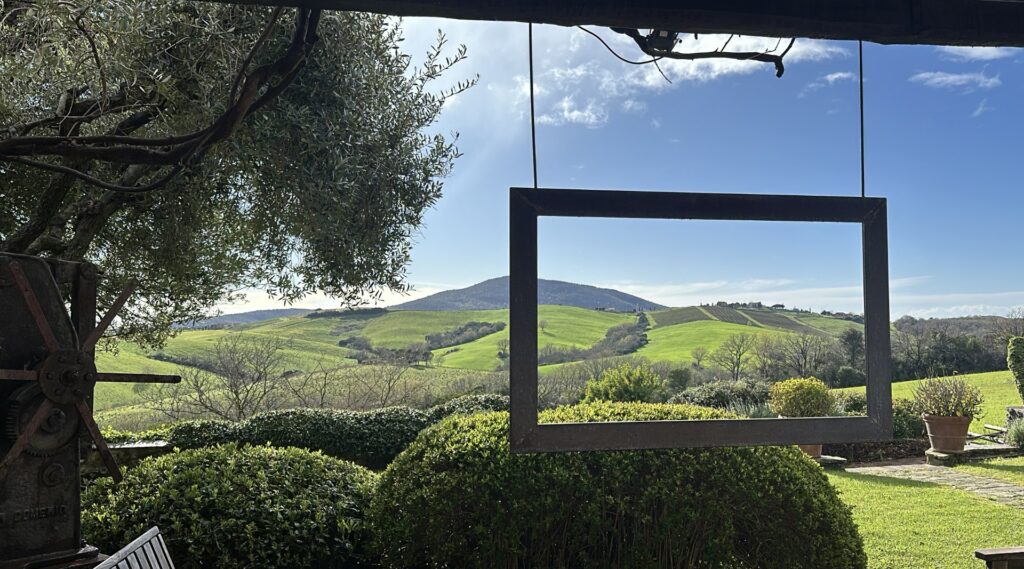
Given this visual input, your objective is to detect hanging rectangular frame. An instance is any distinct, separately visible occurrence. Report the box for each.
[509,187,893,452]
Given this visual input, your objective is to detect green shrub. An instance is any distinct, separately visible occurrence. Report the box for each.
[834,391,867,414]
[371,402,866,569]
[834,366,866,388]
[893,399,925,439]
[100,426,171,445]
[769,377,836,417]
[671,379,771,409]
[913,376,984,418]
[238,407,429,470]
[582,362,667,403]
[166,419,239,449]
[425,394,509,424]
[1009,337,1024,402]
[1007,419,1024,449]
[666,367,693,392]
[83,445,377,569]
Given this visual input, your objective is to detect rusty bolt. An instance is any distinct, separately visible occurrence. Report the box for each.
[42,409,67,434]
[84,372,97,383]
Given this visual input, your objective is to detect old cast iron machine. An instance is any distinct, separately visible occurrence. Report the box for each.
[0,254,179,568]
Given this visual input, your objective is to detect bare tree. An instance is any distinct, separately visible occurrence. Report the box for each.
[285,359,348,409]
[144,334,287,421]
[750,336,785,381]
[994,307,1024,347]
[781,333,834,378]
[690,346,709,369]
[539,320,549,334]
[709,334,756,381]
[351,355,422,409]
[496,338,510,359]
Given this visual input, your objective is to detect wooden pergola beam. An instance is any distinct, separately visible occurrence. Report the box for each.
[197,0,1024,48]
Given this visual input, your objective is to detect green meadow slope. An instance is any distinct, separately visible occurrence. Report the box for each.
[93,305,863,422]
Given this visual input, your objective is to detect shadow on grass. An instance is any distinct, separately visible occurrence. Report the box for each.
[829,470,944,489]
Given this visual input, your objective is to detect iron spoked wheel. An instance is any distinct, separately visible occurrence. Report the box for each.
[0,257,179,483]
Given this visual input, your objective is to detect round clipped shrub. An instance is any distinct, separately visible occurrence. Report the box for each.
[83,445,377,569]
[425,394,509,424]
[671,379,771,409]
[769,377,836,417]
[238,406,429,469]
[582,362,667,403]
[166,419,239,449]
[370,402,866,569]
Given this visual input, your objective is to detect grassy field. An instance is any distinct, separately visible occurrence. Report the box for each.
[838,370,1019,432]
[435,306,633,370]
[829,470,1024,568]
[635,320,781,365]
[793,312,863,335]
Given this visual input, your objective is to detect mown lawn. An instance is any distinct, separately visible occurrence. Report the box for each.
[829,471,1024,568]
[957,456,1024,486]
[838,370,1020,432]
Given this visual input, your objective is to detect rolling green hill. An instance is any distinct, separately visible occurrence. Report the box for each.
[92,302,863,425]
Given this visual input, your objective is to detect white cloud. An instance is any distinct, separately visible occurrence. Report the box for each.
[650,118,661,128]
[972,98,994,118]
[621,99,646,113]
[936,46,1017,62]
[909,71,1001,90]
[800,70,856,96]
[536,96,609,127]
[214,284,447,314]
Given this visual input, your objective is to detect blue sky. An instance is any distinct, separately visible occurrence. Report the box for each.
[229,19,1024,318]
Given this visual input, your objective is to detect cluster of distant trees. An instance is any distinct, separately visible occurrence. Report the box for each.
[693,309,1024,387]
[528,313,650,366]
[426,321,505,350]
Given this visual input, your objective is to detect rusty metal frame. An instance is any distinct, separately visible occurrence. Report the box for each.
[509,187,893,452]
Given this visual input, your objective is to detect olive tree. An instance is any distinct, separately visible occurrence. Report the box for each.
[0,0,474,346]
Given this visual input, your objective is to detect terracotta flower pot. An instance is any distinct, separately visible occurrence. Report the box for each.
[922,414,972,453]
[797,444,823,458]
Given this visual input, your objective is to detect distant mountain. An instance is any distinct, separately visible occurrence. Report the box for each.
[181,308,313,329]
[392,277,666,312]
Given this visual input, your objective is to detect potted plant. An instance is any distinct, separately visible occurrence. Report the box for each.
[768,377,836,458]
[1007,337,1024,424]
[913,376,984,453]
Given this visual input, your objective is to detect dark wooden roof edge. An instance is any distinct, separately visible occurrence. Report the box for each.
[196,0,1024,48]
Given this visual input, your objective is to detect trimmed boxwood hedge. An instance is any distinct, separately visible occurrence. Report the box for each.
[83,445,377,569]
[238,407,430,470]
[424,393,509,423]
[370,401,867,569]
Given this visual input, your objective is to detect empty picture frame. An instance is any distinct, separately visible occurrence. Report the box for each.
[509,187,893,452]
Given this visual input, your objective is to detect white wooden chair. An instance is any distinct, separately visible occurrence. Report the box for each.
[95,526,175,569]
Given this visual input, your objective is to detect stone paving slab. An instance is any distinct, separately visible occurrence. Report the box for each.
[847,464,1024,508]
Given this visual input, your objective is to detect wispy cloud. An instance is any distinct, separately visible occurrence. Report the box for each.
[536,96,609,127]
[972,98,994,118]
[909,71,1001,90]
[936,46,1017,62]
[800,70,856,96]
[511,30,848,128]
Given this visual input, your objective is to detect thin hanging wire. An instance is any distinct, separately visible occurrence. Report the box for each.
[529,23,539,189]
[858,40,866,199]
